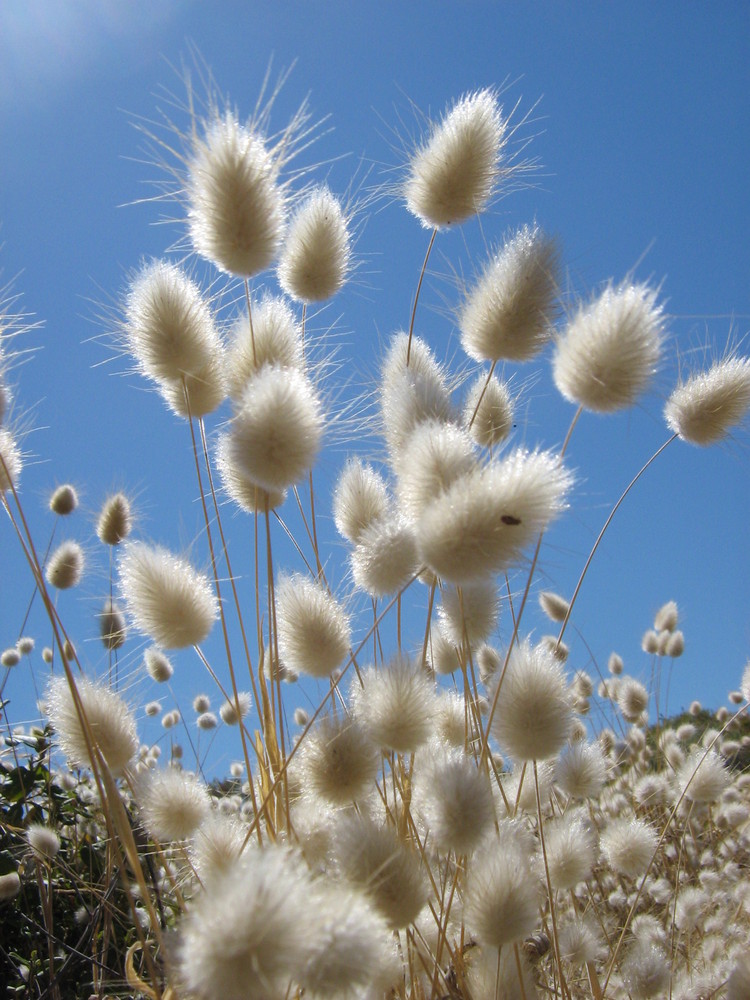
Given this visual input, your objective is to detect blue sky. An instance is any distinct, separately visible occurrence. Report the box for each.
[1,1,748,771]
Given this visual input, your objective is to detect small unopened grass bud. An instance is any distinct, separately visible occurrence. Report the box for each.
[219,691,251,726]
[665,354,750,445]
[144,647,173,683]
[27,823,61,860]
[47,675,138,776]
[333,459,389,544]
[120,542,218,649]
[226,296,303,402]
[278,186,351,302]
[276,574,350,679]
[459,226,559,363]
[46,541,84,590]
[42,646,53,664]
[186,111,286,277]
[226,365,323,493]
[99,599,127,650]
[161,709,180,729]
[464,372,514,448]
[2,648,20,667]
[145,701,161,717]
[539,590,570,623]
[405,88,506,229]
[490,639,573,762]
[50,484,78,516]
[97,493,132,546]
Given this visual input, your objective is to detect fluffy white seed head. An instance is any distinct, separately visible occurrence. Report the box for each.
[544,813,596,890]
[539,590,570,623]
[333,459,390,544]
[124,260,225,417]
[415,448,571,584]
[144,647,173,683]
[138,767,211,842]
[490,639,573,761]
[559,916,604,967]
[0,428,22,492]
[618,677,650,723]
[301,881,395,1000]
[0,871,21,901]
[413,743,494,854]
[120,542,218,649]
[186,111,286,277]
[654,599,678,631]
[225,365,323,492]
[665,630,684,657]
[225,295,303,402]
[437,579,500,647]
[352,654,437,753]
[622,938,669,999]
[428,627,463,675]
[97,493,132,546]
[219,691,251,726]
[2,648,20,667]
[459,226,559,363]
[608,651,624,675]
[665,354,750,445]
[197,711,218,731]
[216,433,286,512]
[174,846,312,1000]
[333,814,427,928]
[278,186,351,302]
[350,517,418,597]
[464,839,541,947]
[395,420,477,522]
[463,372,514,448]
[190,813,246,883]
[99,599,127,651]
[297,714,378,806]
[600,816,658,878]
[553,282,664,412]
[276,574,350,679]
[47,675,139,776]
[49,483,78,516]
[555,741,606,800]
[677,747,730,804]
[27,824,61,860]
[405,89,506,229]
[46,540,84,590]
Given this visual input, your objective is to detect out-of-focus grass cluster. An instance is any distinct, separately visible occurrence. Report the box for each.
[1,64,750,1000]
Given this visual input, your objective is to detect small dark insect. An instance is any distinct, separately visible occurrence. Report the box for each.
[501,514,522,526]
[522,931,551,962]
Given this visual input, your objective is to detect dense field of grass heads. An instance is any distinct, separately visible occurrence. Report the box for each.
[2,59,750,1000]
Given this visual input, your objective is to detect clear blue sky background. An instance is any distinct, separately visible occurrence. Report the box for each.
[1,1,748,772]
